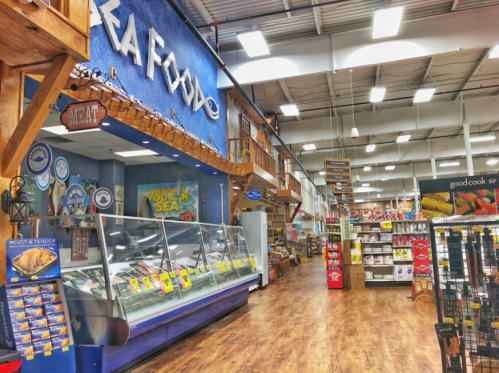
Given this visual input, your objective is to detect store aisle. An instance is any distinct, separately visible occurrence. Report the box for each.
[132,258,441,373]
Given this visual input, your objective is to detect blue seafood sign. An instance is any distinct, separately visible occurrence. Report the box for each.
[246,190,263,201]
[54,157,69,181]
[93,188,113,209]
[61,184,91,215]
[26,143,52,175]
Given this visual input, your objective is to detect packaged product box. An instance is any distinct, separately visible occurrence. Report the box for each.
[40,281,57,294]
[26,306,44,319]
[49,323,69,338]
[28,317,48,330]
[401,248,410,260]
[343,240,363,265]
[24,294,43,308]
[12,320,30,333]
[393,249,401,261]
[395,265,405,281]
[33,340,52,354]
[45,302,64,315]
[10,309,27,322]
[14,330,32,345]
[8,297,24,310]
[6,286,23,298]
[405,265,414,280]
[17,343,34,357]
[343,264,365,289]
[47,313,66,327]
[31,327,51,342]
[22,284,41,297]
[51,336,70,350]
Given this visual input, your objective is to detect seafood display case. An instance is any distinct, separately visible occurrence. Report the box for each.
[30,214,259,373]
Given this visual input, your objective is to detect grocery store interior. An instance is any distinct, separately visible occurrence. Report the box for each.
[1,0,499,372]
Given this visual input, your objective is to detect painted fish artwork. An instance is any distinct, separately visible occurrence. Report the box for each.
[33,156,45,163]
[179,211,196,221]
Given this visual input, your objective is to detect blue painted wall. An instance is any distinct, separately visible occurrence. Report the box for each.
[89,0,227,157]
[99,160,125,215]
[125,163,229,225]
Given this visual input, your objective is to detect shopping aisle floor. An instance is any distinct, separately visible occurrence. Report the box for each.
[132,258,441,373]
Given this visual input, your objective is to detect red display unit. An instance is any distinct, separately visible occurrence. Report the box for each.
[326,242,343,289]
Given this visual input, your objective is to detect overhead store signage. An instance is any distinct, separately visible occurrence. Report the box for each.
[327,174,350,181]
[326,168,350,174]
[326,160,350,167]
[246,190,263,201]
[26,143,52,176]
[60,99,108,132]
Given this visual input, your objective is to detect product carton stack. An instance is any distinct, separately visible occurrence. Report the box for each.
[342,240,365,289]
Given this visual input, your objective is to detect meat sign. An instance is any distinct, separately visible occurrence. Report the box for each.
[60,99,108,132]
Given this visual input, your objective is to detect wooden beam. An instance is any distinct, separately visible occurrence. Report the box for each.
[283,0,291,17]
[231,173,254,215]
[290,202,302,223]
[2,55,75,177]
[311,0,323,35]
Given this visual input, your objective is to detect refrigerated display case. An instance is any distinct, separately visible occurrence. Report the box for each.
[30,214,259,373]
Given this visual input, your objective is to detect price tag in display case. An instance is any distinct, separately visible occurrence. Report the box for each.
[194,269,200,275]
[219,263,226,272]
[129,278,141,293]
[178,269,192,288]
[206,265,211,270]
[200,266,205,272]
[249,257,256,268]
[169,271,176,278]
[381,221,392,230]
[151,274,161,288]
[187,268,194,274]
[237,259,244,267]
[159,273,174,294]
[142,276,153,291]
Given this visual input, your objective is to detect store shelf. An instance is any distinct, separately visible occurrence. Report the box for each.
[326,232,341,235]
[392,232,427,235]
[364,265,394,267]
[354,231,384,233]
[365,279,396,282]
[394,260,413,262]
[393,245,412,248]
[364,252,392,255]
[326,223,341,227]
[362,241,393,244]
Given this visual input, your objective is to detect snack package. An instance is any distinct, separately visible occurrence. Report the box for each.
[28,317,48,330]
[26,306,45,319]
[22,284,41,296]
[10,309,27,322]
[45,303,64,315]
[31,327,51,342]
[47,313,65,327]
[24,294,43,308]
[49,324,69,338]
[14,330,32,345]
[51,336,70,350]
[40,282,57,293]
[33,340,52,354]
[12,320,30,333]
[8,297,24,310]
[17,343,34,357]
[6,286,23,298]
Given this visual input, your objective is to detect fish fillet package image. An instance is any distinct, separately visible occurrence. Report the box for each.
[6,238,61,283]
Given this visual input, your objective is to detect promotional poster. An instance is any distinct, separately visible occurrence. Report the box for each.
[137,181,198,221]
[6,238,61,283]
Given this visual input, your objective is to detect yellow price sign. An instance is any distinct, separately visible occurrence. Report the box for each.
[11,277,18,282]
[44,351,51,357]
[458,226,463,232]
[237,259,244,267]
[179,269,192,288]
[194,269,200,275]
[232,261,237,267]
[469,303,480,309]
[32,276,38,280]
[200,266,205,272]
[62,346,69,352]
[159,273,174,294]
[187,268,194,274]
[464,320,474,327]
[142,276,151,284]
[443,317,454,323]
[380,221,392,230]
[169,271,176,278]
[206,265,211,270]
[443,261,449,266]
[219,263,226,272]
[478,226,483,232]
[439,228,445,233]
[276,228,281,232]
[214,263,219,268]
[249,257,256,268]
[26,355,34,361]
[492,322,499,328]
[144,283,153,291]
[130,278,139,286]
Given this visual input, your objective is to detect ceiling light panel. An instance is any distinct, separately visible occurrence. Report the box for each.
[366,144,376,153]
[364,166,371,171]
[319,171,325,175]
[281,104,299,116]
[370,87,386,103]
[396,134,411,143]
[373,6,404,39]
[114,150,158,157]
[413,88,436,103]
[42,125,101,135]
[487,159,498,165]
[469,136,496,143]
[385,165,395,170]
[440,162,460,167]
[237,30,270,58]
[302,143,316,151]
[489,46,499,59]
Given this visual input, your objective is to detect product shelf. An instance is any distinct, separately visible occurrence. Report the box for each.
[393,245,412,248]
[325,223,341,227]
[362,241,393,244]
[365,279,396,282]
[392,232,427,235]
[364,265,394,267]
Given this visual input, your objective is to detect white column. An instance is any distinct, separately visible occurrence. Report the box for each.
[463,123,474,176]
[413,176,419,212]
[403,189,407,208]
[431,157,437,179]
[396,193,399,210]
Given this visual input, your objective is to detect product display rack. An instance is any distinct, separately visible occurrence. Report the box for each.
[430,217,499,373]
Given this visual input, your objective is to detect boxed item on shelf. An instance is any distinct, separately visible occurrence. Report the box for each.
[364,255,374,265]
[405,265,413,280]
[343,240,362,265]
[394,249,401,261]
[364,271,373,280]
[384,255,394,265]
[374,255,384,265]
[379,233,392,241]
[395,265,405,280]
[344,264,365,289]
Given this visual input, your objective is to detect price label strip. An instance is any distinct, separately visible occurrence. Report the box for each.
[178,269,192,288]
[219,263,226,272]
[170,271,176,278]
[194,269,200,275]
[237,259,244,267]
[159,273,174,294]
[129,278,141,293]
[249,257,256,268]
[142,276,153,290]
[151,275,161,288]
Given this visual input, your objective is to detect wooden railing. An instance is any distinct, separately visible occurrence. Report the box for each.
[229,137,277,177]
[278,173,302,196]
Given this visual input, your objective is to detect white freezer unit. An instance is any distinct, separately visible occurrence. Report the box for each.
[239,212,268,288]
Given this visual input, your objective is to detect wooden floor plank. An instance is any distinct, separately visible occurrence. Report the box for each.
[132,257,441,373]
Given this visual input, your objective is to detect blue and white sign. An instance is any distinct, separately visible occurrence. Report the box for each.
[26,142,52,175]
[93,187,113,209]
[54,157,69,181]
[247,190,263,201]
[35,170,51,191]
[61,184,91,215]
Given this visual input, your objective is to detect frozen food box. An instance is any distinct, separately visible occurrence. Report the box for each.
[49,324,69,338]
[26,306,44,319]
[51,336,70,350]
[22,284,41,296]
[24,294,43,308]
[45,302,64,315]
[14,330,32,345]
[40,281,57,294]
[17,343,34,357]
[6,286,23,298]
[28,317,48,330]
[33,340,52,354]
[31,327,51,342]
[47,313,66,327]
[8,297,24,310]
[11,320,30,333]
[10,309,27,322]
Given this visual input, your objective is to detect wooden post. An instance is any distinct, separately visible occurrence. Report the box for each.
[284,203,291,223]
[0,61,24,285]
[290,203,302,223]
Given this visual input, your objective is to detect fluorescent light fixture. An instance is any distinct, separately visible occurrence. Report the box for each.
[42,125,101,135]
[237,30,270,57]
[377,193,381,198]
[362,183,369,187]
[355,199,365,203]
[142,141,150,144]
[487,159,498,165]
[489,46,499,59]
[469,136,496,143]
[355,175,360,182]
[233,186,240,189]
[373,6,404,39]
[396,134,411,143]
[366,144,376,152]
[381,178,389,181]
[302,143,316,151]
[109,232,120,236]
[217,230,223,233]
[213,172,217,174]
[364,166,371,171]
[413,88,436,103]
[319,171,325,175]
[196,164,200,167]
[116,245,126,250]
[440,162,460,167]
[114,150,158,157]
[370,87,386,103]
[102,122,110,126]
[137,234,157,243]
[385,165,395,170]
[173,154,179,157]
[158,250,163,254]
[281,104,299,116]
[351,127,359,138]
[168,245,178,250]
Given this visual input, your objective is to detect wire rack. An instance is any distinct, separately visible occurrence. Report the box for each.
[430,217,499,373]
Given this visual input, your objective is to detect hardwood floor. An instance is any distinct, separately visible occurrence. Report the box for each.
[131,257,442,373]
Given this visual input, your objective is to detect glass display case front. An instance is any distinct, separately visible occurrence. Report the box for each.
[31,214,258,328]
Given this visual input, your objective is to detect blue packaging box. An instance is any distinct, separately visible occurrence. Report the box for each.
[6,286,23,298]
[12,320,30,333]
[10,309,27,322]
[41,292,59,305]
[24,294,43,308]
[31,327,51,342]
[25,306,44,319]
[40,282,57,293]
[28,317,48,330]
[17,343,34,357]
[14,330,32,345]
[22,284,41,296]
[7,297,24,310]
[48,323,69,338]
[51,336,70,350]
[47,313,65,327]
[33,340,52,354]
[45,302,63,315]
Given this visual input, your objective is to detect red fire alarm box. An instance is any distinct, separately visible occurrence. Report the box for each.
[327,242,343,289]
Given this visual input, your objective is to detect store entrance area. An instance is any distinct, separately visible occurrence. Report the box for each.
[132,257,441,373]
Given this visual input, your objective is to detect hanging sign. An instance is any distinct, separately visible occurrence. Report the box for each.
[246,190,263,201]
[60,99,108,132]
[61,184,91,216]
[26,142,52,175]
[54,157,69,181]
[36,170,51,191]
[93,188,114,210]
